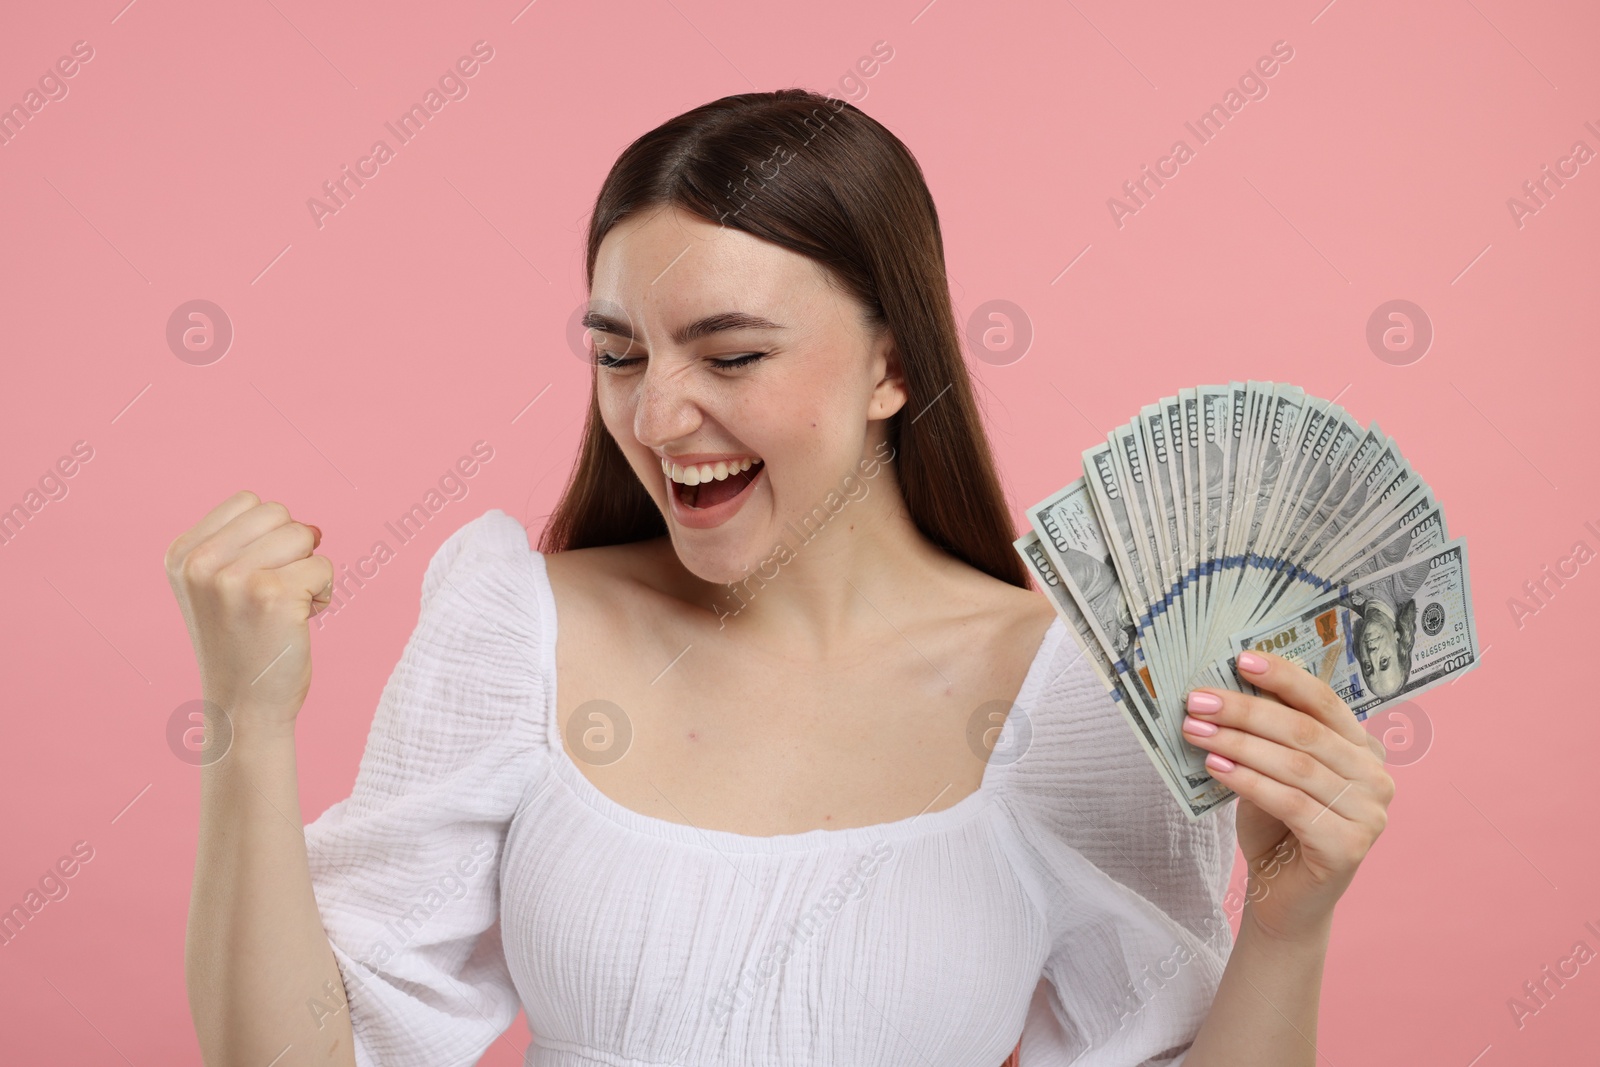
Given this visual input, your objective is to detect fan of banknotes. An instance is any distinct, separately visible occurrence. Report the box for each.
[1014,381,1481,819]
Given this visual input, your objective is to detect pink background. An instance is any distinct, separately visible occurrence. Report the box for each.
[1,0,1595,1062]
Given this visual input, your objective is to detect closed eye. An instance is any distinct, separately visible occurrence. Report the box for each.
[593,350,769,370]
[709,352,768,370]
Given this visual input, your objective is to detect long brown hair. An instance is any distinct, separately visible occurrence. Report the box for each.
[538,88,1028,588]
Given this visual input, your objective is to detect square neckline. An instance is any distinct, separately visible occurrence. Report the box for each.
[528,547,1066,854]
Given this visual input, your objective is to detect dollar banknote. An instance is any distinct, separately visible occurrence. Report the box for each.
[1023,381,1481,819]
[1227,538,1479,719]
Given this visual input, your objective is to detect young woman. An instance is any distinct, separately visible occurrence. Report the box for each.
[170,89,1394,1066]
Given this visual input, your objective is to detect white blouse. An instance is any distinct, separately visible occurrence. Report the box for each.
[304,509,1238,1067]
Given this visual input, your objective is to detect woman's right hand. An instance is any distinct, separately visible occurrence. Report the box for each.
[164,491,334,735]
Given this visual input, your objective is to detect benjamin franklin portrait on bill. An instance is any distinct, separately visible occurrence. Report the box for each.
[1338,555,1430,700]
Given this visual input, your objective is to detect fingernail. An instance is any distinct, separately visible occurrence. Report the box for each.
[1236,651,1268,674]
[1187,690,1224,714]
[308,524,322,548]
[1206,753,1236,773]
[1182,715,1218,737]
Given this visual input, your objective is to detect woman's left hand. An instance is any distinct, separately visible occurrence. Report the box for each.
[1182,648,1396,945]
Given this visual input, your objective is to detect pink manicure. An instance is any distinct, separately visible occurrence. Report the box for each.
[1186,691,1224,714]
[1236,651,1268,674]
[1182,716,1218,737]
[1206,753,1236,773]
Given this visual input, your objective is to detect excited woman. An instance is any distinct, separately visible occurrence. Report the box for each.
[170,89,1394,1066]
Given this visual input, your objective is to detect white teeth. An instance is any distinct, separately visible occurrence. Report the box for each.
[661,456,760,485]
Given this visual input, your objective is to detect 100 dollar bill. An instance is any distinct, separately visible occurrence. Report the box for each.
[1225,538,1480,720]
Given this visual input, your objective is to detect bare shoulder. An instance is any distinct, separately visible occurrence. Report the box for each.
[926,554,1058,663]
[985,573,1057,645]
[540,537,684,630]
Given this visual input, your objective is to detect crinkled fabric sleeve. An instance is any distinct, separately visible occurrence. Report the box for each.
[302,508,548,1067]
[1001,635,1239,1067]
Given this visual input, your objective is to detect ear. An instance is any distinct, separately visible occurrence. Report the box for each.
[1351,616,1371,675]
[867,330,908,422]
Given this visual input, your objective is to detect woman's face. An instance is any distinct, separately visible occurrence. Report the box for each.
[587,204,906,585]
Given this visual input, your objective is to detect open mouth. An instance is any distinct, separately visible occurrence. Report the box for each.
[669,458,764,510]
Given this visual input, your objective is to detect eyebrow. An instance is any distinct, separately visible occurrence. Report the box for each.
[581,310,787,347]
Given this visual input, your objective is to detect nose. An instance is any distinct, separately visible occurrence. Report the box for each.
[631,355,703,452]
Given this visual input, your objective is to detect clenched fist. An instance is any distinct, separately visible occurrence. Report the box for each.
[164,491,334,734]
